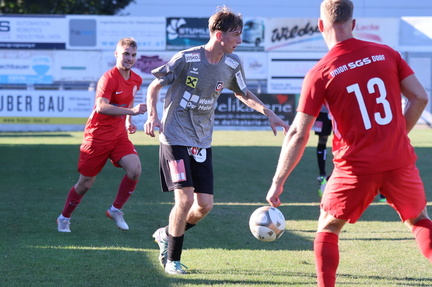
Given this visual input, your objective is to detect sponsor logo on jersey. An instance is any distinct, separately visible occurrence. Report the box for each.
[185,53,201,62]
[190,67,199,74]
[225,57,239,69]
[180,91,215,111]
[115,91,123,94]
[215,81,224,92]
[180,91,200,109]
[235,71,246,90]
[186,76,198,89]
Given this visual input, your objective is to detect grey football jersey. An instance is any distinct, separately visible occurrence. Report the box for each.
[152,45,248,148]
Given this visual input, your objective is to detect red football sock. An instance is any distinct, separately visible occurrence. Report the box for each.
[112,175,137,210]
[314,232,339,287]
[412,219,432,263]
[61,186,83,218]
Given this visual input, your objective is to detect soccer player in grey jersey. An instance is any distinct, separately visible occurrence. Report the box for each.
[144,6,289,275]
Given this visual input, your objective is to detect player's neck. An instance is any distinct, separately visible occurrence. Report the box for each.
[117,67,131,80]
[204,43,224,64]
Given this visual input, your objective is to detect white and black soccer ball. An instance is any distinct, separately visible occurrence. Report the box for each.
[249,206,286,242]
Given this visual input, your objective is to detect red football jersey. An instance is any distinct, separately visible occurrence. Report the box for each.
[83,67,142,143]
[299,38,417,174]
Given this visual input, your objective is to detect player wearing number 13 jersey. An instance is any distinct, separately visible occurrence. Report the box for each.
[265,1,431,286]
[299,38,415,174]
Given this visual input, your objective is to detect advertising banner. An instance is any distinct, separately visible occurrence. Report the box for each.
[236,52,267,80]
[66,16,166,51]
[101,51,176,81]
[0,50,54,84]
[265,18,325,52]
[267,52,324,94]
[52,51,103,82]
[353,18,399,48]
[166,17,209,50]
[214,93,295,127]
[0,16,67,49]
[0,90,94,127]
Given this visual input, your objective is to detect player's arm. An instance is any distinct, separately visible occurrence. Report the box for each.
[126,101,138,134]
[400,74,428,133]
[144,78,164,137]
[266,112,316,207]
[234,89,289,135]
[95,97,146,116]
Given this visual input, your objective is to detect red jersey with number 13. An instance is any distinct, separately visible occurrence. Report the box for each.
[83,67,142,143]
[298,38,417,174]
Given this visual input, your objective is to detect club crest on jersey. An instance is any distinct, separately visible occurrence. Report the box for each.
[185,53,201,62]
[186,76,198,89]
[225,57,239,69]
[215,81,224,92]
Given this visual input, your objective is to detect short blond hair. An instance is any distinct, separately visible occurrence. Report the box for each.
[320,0,354,24]
[116,37,137,49]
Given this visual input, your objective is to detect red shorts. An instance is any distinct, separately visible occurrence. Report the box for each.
[78,136,138,177]
[321,163,426,223]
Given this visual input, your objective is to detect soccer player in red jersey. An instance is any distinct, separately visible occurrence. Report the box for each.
[56,37,147,232]
[265,1,431,286]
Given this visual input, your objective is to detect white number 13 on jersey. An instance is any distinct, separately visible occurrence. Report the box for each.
[346,77,393,130]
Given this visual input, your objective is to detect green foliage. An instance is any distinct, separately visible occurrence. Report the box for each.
[0,0,134,15]
[0,129,431,286]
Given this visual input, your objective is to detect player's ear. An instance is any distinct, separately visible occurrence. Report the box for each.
[215,31,223,41]
[351,19,356,31]
[318,19,324,32]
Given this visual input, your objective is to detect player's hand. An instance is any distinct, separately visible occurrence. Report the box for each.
[144,117,163,137]
[132,103,147,115]
[127,123,137,134]
[266,185,283,207]
[265,109,289,136]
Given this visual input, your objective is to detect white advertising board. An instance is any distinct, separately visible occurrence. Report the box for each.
[265,18,399,52]
[267,52,324,94]
[0,50,54,84]
[236,52,268,80]
[0,16,67,49]
[66,16,166,51]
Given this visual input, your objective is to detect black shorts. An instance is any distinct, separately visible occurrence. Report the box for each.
[313,112,332,136]
[159,144,214,194]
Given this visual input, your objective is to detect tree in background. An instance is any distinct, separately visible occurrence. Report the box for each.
[0,0,134,15]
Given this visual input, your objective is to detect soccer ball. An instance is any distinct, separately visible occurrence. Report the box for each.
[249,206,285,242]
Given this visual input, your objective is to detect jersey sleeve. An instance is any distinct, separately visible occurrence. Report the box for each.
[396,51,414,80]
[297,67,326,117]
[151,51,184,86]
[227,54,247,96]
[96,71,116,102]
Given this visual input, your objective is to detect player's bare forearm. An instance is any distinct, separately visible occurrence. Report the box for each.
[401,74,428,132]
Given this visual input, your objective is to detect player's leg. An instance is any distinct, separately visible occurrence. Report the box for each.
[186,193,214,225]
[407,208,432,263]
[57,141,107,232]
[165,186,195,274]
[315,210,346,287]
[57,175,96,232]
[106,141,141,230]
[382,164,432,263]
[316,168,378,286]
[185,147,214,226]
